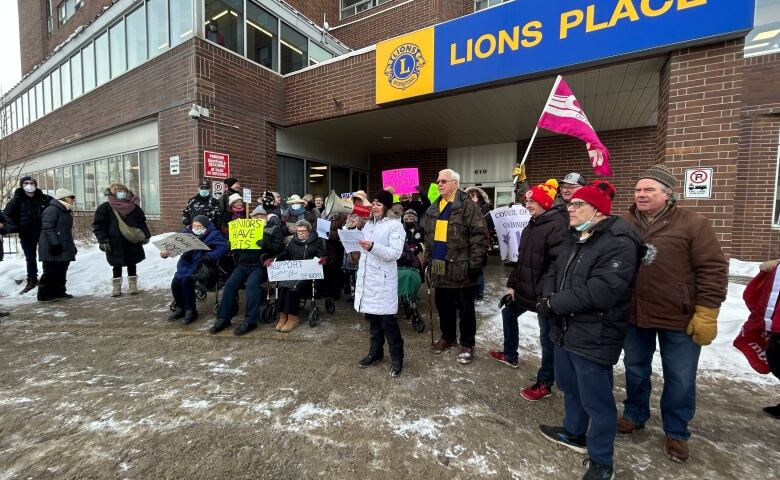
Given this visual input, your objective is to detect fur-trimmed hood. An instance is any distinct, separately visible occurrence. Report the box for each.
[464,186,490,206]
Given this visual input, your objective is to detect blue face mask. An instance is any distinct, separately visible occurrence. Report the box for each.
[291,205,303,213]
[199,189,210,197]
[575,212,598,232]
[116,191,127,200]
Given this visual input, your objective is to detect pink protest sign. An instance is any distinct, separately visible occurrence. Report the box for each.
[381,168,419,195]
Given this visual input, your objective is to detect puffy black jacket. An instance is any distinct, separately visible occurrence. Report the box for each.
[181,194,221,226]
[233,218,284,267]
[38,199,77,262]
[275,232,325,289]
[544,216,642,366]
[92,202,152,267]
[3,188,53,240]
[506,208,569,310]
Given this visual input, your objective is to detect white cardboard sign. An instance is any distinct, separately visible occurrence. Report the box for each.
[489,205,531,262]
[268,258,324,282]
[153,233,210,257]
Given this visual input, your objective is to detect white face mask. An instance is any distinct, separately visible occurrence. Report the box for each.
[23,185,36,193]
[116,191,128,200]
[192,227,206,236]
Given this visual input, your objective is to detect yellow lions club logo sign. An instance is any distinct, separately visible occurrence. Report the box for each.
[385,43,425,90]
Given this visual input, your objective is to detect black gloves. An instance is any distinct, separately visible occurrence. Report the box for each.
[142,238,150,245]
[99,243,111,253]
[536,296,554,316]
[256,239,264,248]
[50,244,63,256]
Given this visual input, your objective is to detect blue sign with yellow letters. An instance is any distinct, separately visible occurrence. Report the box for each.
[375,0,754,104]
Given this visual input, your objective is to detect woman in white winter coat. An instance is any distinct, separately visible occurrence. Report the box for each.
[354,190,405,377]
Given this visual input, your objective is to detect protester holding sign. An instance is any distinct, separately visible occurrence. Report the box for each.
[354,190,405,377]
[209,206,284,336]
[161,215,228,324]
[92,183,152,297]
[268,220,325,333]
[397,184,431,219]
[488,179,568,403]
[341,191,370,301]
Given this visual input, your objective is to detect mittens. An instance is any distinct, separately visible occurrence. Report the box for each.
[686,305,719,346]
[512,163,527,182]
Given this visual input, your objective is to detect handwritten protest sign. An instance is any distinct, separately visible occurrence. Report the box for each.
[316,218,331,239]
[338,229,365,253]
[153,233,210,257]
[489,205,531,262]
[268,258,324,282]
[228,219,264,250]
[427,183,439,203]
[382,168,419,195]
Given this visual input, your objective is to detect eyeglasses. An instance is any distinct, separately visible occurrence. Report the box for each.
[560,185,581,190]
[295,229,309,234]
[568,201,589,210]
[436,179,455,185]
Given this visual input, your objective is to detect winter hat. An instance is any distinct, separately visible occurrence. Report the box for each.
[638,164,678,190]
[192,215,210,226]
[55,188,75,200]
[571,181,616,216]
[373,190,394,212]
[198,180,210,189]
[352,190,369,205]
[224,177,239,188]
[287,194,305,205]
[228,193,243,205]
[251,205,267,217]
[403,209,418,223]
[561,172,588,186]
[525,179,559,210]
[20,176,36,187]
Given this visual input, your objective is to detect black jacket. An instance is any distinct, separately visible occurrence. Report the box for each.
[544,216,642,366]
[275,232,325,289]
[181,194,221,226]
[92,201,152,267]
[38,199,77,262]
[218,187,240,227]
[506,208,569,310]
[233,218,284,267]
[3,188,54,240]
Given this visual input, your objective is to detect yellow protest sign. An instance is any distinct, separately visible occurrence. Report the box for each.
[228,219,264,250]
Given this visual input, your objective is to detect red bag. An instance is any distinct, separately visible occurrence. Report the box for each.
[733,266,780,374]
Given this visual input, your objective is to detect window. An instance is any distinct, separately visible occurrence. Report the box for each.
[169,0,194,47]
[95,158,109,201]
[351,170,367,192]
[126,6,147,69]
[123,153,141,195]
[147,0,169,58]
[109,21,126,78]
[280,22,307,74]
[15,98,22,130]
[246,2,277,70]
[475,0,511,11]
[61,61,72,103]
[21,93,29,126]
[205,0,244,55]
[340,0,390,20]
[72,164,85,209]
[774,133,780,227]
[95,31,110,85]
[42,75,52,115]
[108,155,123,185]
[51,69,61,110]
[331,166,350,195]
[34,83,43,121]
[277,155,304,202]
[58,0,84,26]
[309,42,332,66]
[307,161,329,196]
[746,0,780,56]
[82,42,96,92]
[83,161,96,209]
[139,149,160,215]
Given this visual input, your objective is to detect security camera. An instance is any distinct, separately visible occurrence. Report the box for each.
[188,105,201,120]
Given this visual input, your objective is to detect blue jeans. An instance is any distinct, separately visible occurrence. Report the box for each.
[537,313,555,386]
[555,346,616,467]
[476,270,485,299]
[622,324,702,441]
[171,276,196,310]
[217,265,266,324]
[20,237,38,278]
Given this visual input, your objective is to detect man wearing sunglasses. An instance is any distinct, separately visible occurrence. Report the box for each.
[423,169,488,365]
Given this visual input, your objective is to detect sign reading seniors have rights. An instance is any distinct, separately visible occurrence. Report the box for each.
[268,259,325,282]
[375,0,754,104]
[228,219,264,250]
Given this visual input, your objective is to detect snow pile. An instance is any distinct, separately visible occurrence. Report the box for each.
[0,234,180,301]
[729,258,760,278]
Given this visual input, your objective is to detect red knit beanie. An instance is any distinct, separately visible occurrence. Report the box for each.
[570,181,616,216]
[525,179,559,210]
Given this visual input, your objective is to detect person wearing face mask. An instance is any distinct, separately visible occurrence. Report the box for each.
[267,220,325,333]
[397,185,431,219]
[92,183,152,297]
[221,193,246,237]
[161,215,228,324]
[37,189,79,302]
[536,181,642,480]
[181,180,220,227]
[2,176,54,294]
[205,21,225,46]
[282,195,307,235]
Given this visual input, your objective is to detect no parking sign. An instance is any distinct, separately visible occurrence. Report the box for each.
[684,168,713,199]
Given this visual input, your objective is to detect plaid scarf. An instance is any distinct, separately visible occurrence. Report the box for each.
[431,199,453,275]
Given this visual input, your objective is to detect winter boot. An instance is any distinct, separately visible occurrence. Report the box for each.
[664,436,690,463]
[280,314,300,333]
[181,309,198,325]
[389,359,403,377]
[358,351,383,368]
[234,319,257,336]
[111,278,122,297]
[209,318,231,334]
[167,307,185,321]
[128,276,139,295]
[275,312,289,331]
[20,276,38,294]
[582,459,614,480]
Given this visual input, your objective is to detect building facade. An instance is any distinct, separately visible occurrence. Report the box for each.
[2,0,780,261]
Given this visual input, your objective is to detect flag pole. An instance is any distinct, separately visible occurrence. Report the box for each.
[514,75,564,184]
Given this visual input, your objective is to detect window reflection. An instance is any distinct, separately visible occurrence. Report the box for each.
[280,22,307,74]
[205,0,244,55]
[246,1,277,70]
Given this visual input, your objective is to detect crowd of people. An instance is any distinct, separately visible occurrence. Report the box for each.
[1,164,779,480]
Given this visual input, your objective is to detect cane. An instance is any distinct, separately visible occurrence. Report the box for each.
[424,266,434,346]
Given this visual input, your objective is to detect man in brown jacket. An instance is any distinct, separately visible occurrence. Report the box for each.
[619,164,728,464]
[423,169,489,364]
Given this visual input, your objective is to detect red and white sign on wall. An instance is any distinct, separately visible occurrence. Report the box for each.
[684,168,713,199]
[204,151,230,179]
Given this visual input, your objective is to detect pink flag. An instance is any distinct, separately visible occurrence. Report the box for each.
[537,76,612,177]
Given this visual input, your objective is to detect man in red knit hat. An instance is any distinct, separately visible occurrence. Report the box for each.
[488,179,569,403]
[537,181,642,480]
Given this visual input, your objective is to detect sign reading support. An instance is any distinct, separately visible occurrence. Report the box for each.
[268,259,325,282]
[169,156,180,176]
[204,151,230,179]
[228,219,264,250]
[684,168,713,199]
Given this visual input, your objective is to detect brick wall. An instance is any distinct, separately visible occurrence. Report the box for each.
[369,149,448,195]
[19,0,115,76]
[518,127,658,215]
[329,0,443,49]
